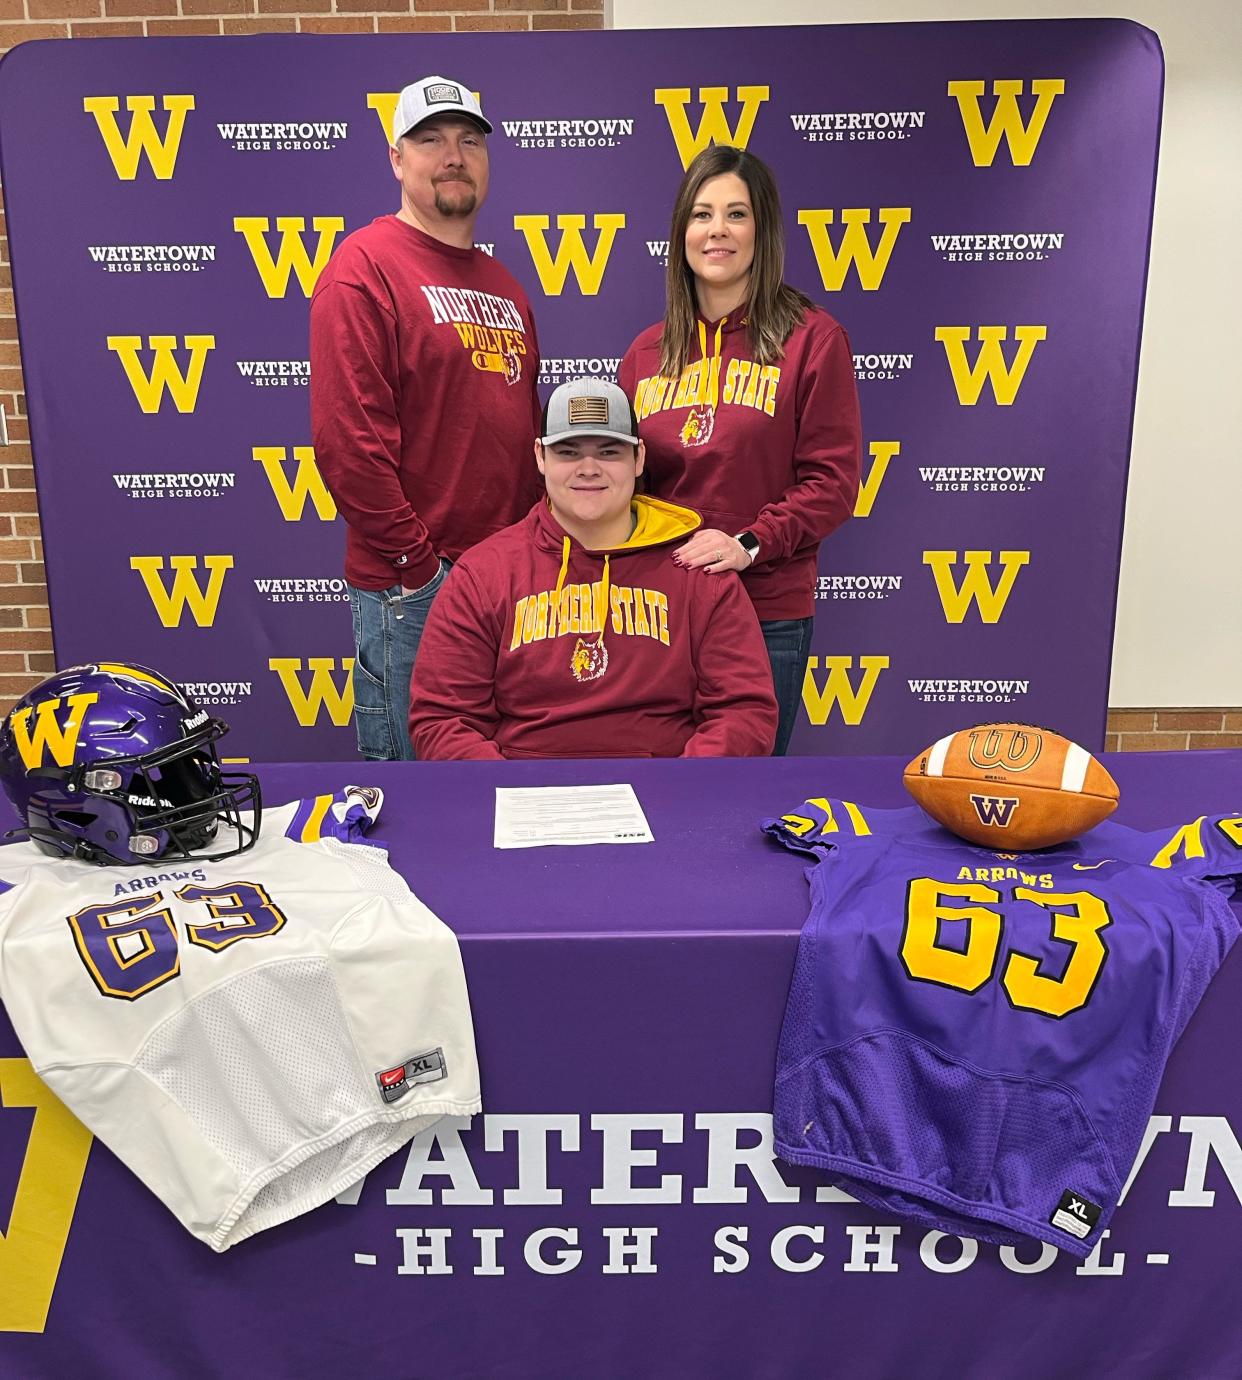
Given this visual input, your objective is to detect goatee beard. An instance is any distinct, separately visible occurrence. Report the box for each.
[434,187,478,217]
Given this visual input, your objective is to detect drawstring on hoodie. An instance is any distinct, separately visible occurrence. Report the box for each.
[553,535,611,666]
[695,316,726,410]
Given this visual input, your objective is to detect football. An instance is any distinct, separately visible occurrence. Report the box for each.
[903,722,1120,850]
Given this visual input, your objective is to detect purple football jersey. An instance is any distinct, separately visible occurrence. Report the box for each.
[763,796,1242,1258]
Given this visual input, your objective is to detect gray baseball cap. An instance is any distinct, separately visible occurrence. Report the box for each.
[391,76,492,145]
[540,378,639,446]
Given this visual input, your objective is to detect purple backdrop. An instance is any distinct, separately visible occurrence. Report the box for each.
[0,20,1162,758]
[0,749,1239,1377]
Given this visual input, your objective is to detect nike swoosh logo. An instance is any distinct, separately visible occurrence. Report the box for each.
[1072,860,1112,871]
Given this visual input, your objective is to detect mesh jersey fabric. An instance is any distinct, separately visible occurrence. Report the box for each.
[0,787,481,1251]
[763,795,1242,1258]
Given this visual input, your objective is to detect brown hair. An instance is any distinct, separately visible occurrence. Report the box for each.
[658,144,816,378]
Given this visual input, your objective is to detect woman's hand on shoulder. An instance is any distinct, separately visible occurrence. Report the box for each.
[672,528,753,573]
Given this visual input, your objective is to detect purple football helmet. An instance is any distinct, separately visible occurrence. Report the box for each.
[0,662,260,866]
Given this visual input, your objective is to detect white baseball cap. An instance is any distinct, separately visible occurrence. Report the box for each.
[391,75,492,145]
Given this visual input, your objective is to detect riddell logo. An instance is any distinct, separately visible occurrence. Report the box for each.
[84,95,194,180]
[653,86,769,169]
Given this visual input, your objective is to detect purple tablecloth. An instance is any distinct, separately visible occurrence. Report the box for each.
[1,751,1240,1379]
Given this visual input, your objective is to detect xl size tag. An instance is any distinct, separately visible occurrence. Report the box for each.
[375,1048,447,1103]
[1050,1188,1102,1240]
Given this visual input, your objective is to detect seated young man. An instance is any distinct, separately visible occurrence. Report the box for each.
[407,378,778,760]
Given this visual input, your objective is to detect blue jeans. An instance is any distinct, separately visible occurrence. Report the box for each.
[761,616,814,757]
[347,560,451,761]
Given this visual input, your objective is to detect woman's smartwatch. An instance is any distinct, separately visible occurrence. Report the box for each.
[735,530,761,565]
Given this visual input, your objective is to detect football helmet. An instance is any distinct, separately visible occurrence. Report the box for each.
[0,662,260,866]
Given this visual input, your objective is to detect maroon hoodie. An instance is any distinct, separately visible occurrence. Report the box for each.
[310,216,543,591]
[408,496,778,760]
[618,306,861,620]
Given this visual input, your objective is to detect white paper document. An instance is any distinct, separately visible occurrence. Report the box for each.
[493,784,654,849]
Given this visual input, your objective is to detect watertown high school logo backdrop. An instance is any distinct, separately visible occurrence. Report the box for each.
[0,22,1161,758]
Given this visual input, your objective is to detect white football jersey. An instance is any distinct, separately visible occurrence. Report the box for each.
[0,787,480,1251]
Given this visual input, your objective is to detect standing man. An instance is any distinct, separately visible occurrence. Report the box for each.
[310,75,542,760]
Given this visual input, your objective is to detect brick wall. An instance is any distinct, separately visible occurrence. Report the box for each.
[0,14,1238,751]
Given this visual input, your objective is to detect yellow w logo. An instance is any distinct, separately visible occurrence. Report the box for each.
[367,91,401,143]
[0,1060,93,1333]
[252,446,337,522]
[106,335,215,413]
[923,550,1030,623]
[934,325,1046,405]
[82,95,194,180]
[854,441,901,519]
[7,694,99,770]
[513,214,625,296]
[801,655,889,726]
[233,217,346,298]
[269,658,355,727]
[653,85,769,170]
[948,79,1065,167]
[798,209,912,292]
[129,555,234,628]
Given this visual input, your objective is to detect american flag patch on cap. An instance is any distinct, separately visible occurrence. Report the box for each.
[568,395,610,425]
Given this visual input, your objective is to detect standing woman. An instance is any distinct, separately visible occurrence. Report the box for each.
[619,145,861,756]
